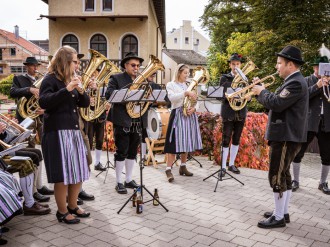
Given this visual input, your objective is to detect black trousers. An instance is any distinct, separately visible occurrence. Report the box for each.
[268,141,301,193]
[87,120,105,150]
[293,119,330,166]
[113,124,140,161]
[222,117,245,147]
[15,148,43,166]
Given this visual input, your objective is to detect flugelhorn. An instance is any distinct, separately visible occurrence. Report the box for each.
[225,72,278,111]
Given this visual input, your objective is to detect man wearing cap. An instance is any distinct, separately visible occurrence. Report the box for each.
[290,56,330,194]
[105,52,144,194]
[10,57,54,202]
[252,45,308,228]
[218,53,246,175]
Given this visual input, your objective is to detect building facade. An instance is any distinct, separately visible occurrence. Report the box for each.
[0,27,49,80]
[166,20,209,55]
[41,0,165,75]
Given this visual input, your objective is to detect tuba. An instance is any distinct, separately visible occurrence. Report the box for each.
[126,55,165,118]
[183,66,210,116]
[17,71,44,119]
[226,60,258,111]
[79,49,121,121]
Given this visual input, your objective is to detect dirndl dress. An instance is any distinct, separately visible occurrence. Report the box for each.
[0,170,22,225]
[164,107,202,154]
[42,129,89,185]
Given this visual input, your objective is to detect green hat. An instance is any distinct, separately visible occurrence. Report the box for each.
[310,56,329,66]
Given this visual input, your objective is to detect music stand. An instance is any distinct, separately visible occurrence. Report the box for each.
[203,85,244,191]
[117,86,169,214]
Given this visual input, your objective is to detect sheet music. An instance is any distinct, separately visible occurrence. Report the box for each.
[108,89,128,103]
[207,86,224,98]
[10,156,31,161]
[20,118,34,129]
[0,143,25,157]
[125,90,144,102]
[235,68,248,81]
[319,63,330,76]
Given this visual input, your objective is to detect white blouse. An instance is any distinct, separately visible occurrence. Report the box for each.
[166,81,199,110]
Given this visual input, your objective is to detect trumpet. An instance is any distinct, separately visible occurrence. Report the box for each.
[225,72,278,108]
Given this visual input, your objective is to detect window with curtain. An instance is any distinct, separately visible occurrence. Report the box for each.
[62,34,79,52]
[90,34,107,57]
[121,35,138,59]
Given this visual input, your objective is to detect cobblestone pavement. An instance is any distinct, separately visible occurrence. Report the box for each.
[3,151,330,247]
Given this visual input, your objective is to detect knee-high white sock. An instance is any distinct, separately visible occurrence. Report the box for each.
[33,170,38,194]
[284,190,292,214]
[141,143,147,159]
[222,147,229,169]
[125,159,135,183]
[320,165,330,184]
[273,191,287,220]
[292,162,300,182]
[36,163,43,190]
[94,149,102,165]
[229,144,239,167]
[115,160,125,184]
[20,173,35,208]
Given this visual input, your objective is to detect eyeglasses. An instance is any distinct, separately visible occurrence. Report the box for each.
[127,63,140,68]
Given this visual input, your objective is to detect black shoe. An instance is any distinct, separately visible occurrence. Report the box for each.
[292,180,299,192]
[94,162,107,171]
[0,238,8,245]
[263,212,290,223]
[78,190,95,201]
[124,180,139,189]
[37,186,54,195]
[228,165,240,174]
[115,183,127,194]
[77,197,84,205]
[0,227,9,234]
[67,206,90,218]
[318,182,330,195]
[258,215,286,229]
[33,192,50,202]
[56,211,80,224]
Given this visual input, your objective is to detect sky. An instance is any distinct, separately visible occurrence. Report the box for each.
[1,0,210,40]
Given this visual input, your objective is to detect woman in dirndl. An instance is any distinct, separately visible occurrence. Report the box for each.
[164,64,202,182]
[39,45,90,224]
[0,163,23,245]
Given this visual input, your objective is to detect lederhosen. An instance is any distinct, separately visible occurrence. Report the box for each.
[105,72,148,161]
[257,71,308,194]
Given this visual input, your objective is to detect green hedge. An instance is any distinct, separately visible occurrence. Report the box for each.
[0,74,14,98]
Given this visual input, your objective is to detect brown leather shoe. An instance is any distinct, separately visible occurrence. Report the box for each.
[23,202,51,215]
[165,169,174,182]
[36,202,49,208]
[179,165,193,176]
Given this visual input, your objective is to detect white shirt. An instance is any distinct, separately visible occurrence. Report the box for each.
[166,81,199,110]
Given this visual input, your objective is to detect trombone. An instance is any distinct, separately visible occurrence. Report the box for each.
[225,72,278,110]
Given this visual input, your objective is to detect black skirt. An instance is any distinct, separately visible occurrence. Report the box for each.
[164,109,178,154]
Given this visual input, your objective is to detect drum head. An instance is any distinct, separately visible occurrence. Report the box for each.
[147,108,161,140]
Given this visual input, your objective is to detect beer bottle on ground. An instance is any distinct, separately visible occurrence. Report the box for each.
[153,188,159,206]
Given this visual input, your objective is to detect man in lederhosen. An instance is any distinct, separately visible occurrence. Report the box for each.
[10,57,53,202]
[290,56,330,194]
[105,52,145,194]
[218,53,247,175]
[252,45,308,228]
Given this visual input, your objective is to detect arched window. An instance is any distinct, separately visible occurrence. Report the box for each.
[62,34,79,52]
[121,35,138,59]
[90,34,107,57]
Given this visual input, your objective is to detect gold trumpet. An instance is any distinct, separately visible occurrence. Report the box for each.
[225,72,278,110]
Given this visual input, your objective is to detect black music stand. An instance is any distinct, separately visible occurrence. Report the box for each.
[203,85,244,192]
[171,153,203,168]
[95,119,117,183]
[117,86,168,214]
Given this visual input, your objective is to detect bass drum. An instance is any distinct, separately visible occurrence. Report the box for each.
[146,107,171,140]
